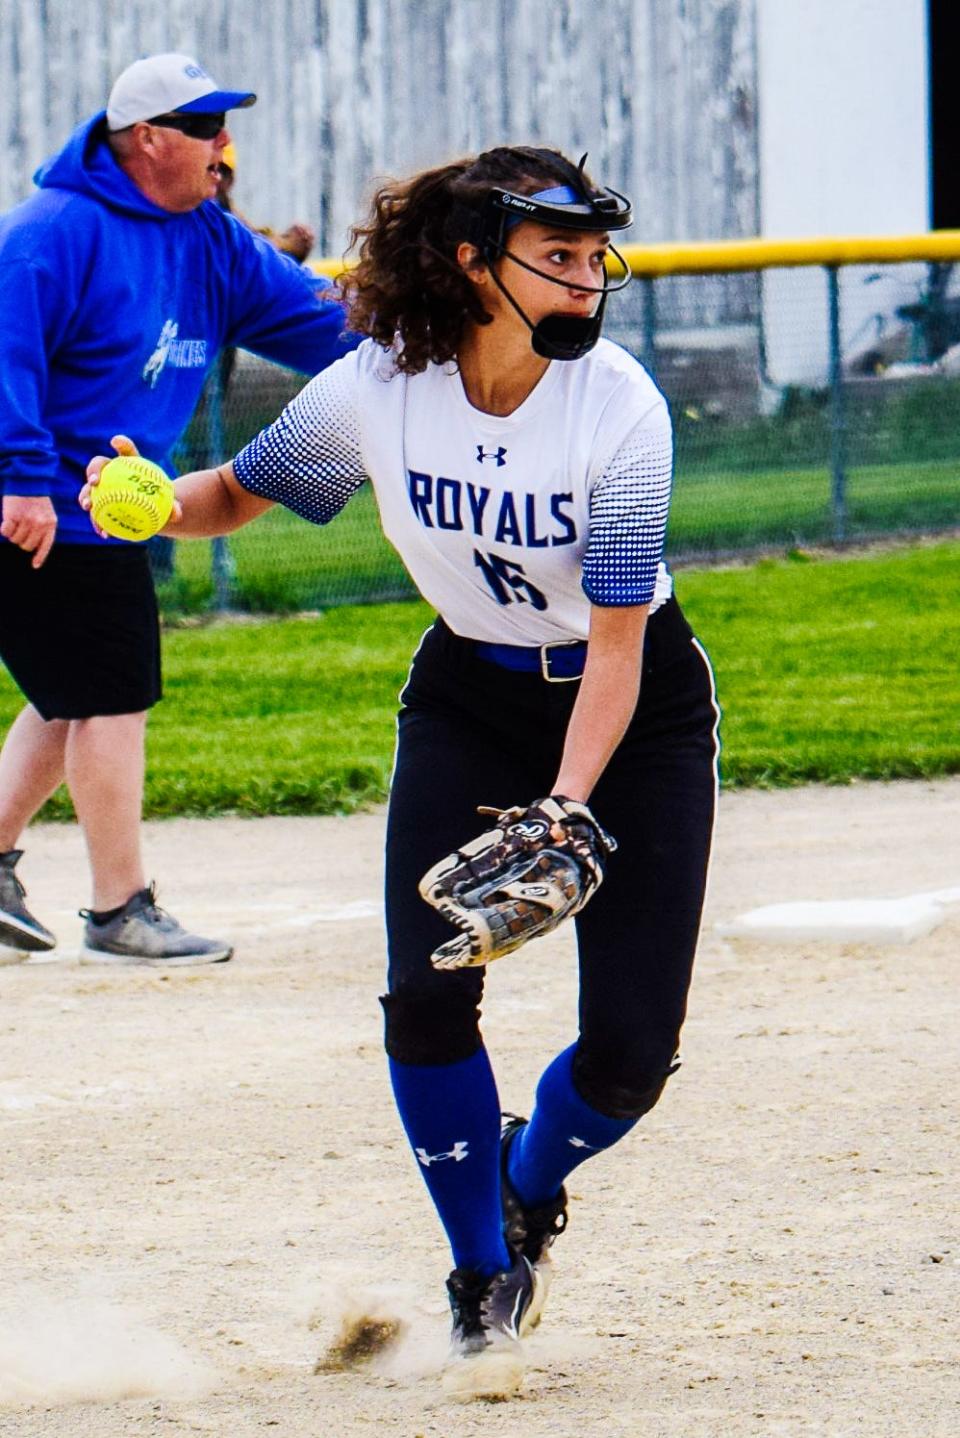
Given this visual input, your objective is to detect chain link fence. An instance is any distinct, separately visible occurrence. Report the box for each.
[153,255,960,615]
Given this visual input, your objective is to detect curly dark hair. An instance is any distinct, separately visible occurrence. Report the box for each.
[340,146,598,374]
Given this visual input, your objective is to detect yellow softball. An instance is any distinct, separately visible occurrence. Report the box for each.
[91,456,175,541]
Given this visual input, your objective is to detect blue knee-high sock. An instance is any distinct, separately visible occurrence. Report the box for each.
[508,1043,637,1207]
[389,1047,512,1278]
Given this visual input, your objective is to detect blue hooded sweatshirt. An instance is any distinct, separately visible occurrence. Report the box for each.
[0,114,358,542]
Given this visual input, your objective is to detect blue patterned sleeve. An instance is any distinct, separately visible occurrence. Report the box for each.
[232,353,367,524]
[581,404,673,606]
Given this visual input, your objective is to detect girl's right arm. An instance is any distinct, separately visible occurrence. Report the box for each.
[166,460,274,536]
[83,352,366,540]
[81,437,274,538]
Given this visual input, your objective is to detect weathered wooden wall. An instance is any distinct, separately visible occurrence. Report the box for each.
[1,0,758,259]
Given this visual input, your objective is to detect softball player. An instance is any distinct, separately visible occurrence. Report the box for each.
[84,145,720,1400]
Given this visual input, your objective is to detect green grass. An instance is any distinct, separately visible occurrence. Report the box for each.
[2,540,957,819]
[669,456,959,553]
[676,375,960,472]
[678,541,960,786]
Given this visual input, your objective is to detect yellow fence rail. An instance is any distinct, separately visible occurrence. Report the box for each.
[311,231,960,282]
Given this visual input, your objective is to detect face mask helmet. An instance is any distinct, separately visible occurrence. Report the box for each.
[467,156,633,361]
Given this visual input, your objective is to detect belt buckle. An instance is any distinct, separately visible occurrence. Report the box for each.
[539,640,583,683]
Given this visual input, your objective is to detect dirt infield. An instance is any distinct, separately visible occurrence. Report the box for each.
[1,779,958,1437]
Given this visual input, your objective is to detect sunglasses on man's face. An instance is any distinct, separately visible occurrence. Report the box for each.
[147,112,227,141]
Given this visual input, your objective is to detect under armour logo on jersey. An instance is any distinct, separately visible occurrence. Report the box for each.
[476,445,507,466]
[415,1141,469,1167]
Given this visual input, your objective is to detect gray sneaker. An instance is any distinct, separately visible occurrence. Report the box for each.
[0,849,56,953]
[80,884,233,966]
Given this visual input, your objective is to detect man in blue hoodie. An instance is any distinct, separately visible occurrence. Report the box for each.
[0,53,357,965]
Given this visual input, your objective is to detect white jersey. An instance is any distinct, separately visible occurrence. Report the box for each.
[234,336,674,644]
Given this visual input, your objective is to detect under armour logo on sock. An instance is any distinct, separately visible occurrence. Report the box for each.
[476,445,507,466]
[415,1140,470,1167]
[568,1135,599,1150]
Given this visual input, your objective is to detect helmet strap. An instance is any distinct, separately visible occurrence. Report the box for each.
[482,243,627,361]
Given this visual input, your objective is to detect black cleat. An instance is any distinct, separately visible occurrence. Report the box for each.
[0,850,56,955]
[500,1114,569,1327]
[442,1254,540,1400]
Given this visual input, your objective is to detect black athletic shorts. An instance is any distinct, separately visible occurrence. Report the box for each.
[0,542,162,720]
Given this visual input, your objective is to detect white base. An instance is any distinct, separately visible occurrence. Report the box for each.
[716,888,960,945]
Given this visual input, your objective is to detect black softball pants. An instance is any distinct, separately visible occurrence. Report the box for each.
[381,596,720,1119]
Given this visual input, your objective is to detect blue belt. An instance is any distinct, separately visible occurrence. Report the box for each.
[474,638,587,682]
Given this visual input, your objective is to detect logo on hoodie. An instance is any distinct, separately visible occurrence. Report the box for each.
[142,320,208,388]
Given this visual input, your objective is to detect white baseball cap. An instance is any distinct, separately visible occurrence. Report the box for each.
[106,52,256,132]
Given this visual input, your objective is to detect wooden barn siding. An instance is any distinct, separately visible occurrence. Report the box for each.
[1,0,758,322]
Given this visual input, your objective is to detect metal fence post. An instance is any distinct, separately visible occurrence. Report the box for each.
[826,265,847,544]
[640,276,657,376]
[211,536,236,612]
[204,355,235,609]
